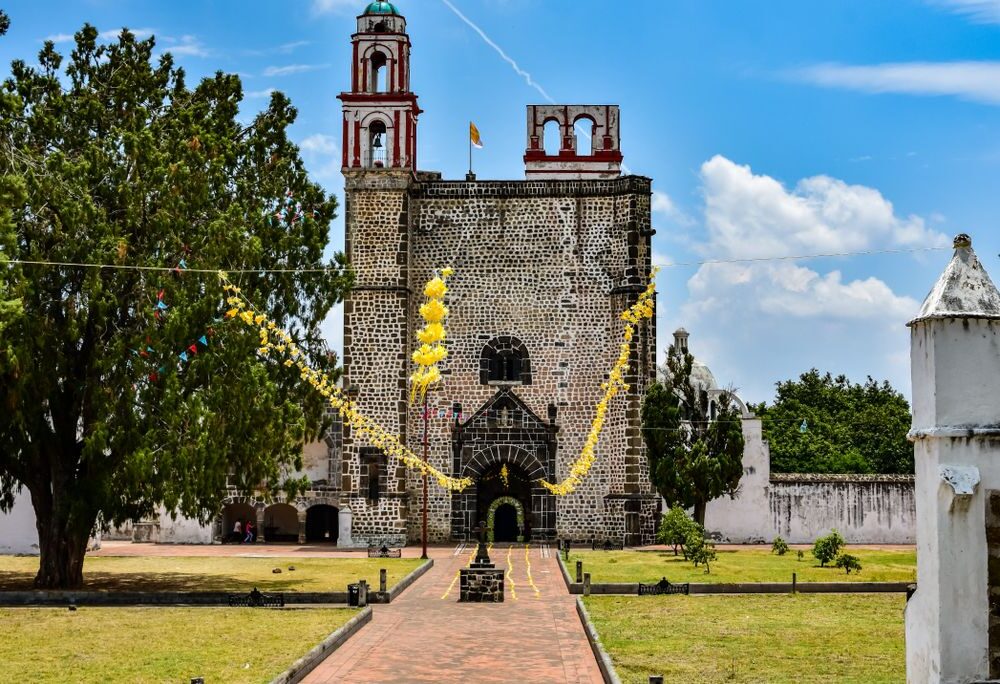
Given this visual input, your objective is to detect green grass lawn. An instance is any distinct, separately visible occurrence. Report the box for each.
[584,594,905,683]
[0,607,356,683]
[569,548,915,584]
[0,556,424,593]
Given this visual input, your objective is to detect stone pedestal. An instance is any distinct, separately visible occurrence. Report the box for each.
[459,567,505,603]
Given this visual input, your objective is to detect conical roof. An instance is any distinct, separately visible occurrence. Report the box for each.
[909,234,1000,326]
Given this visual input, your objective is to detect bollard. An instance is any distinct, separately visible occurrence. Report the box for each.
[576,560,583,584]
[583,572,591,597]
[564,539,571,561]
[358,579,369,607]
[792,572,797,595]
[649,677,664,684]
[380,568,387,594]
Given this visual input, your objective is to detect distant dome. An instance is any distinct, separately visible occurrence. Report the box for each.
[364,1,399,14]
[690,360,718,392]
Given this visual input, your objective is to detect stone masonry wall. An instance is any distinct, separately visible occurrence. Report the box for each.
[402,177,658,543]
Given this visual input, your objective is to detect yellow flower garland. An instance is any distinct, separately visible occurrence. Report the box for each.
[538,269,659,496]
[220,274,473,493]
[410,268,453,402]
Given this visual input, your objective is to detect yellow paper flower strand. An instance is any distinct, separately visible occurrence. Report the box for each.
[410,268,454,402]
[538,269,659,496]
[220,274,472,493]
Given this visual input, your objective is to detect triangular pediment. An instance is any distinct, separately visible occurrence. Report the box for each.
[457,388,554,437]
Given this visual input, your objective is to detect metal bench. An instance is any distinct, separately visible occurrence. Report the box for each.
[638,578,690,596]
[367,544,402,558]
[228,588,285,608]
[591,540,625,551]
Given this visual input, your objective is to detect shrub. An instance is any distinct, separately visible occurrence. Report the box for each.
[812,530,846,567]
[685,527,717,574]
[797,550,805,562]
[658,505,698,557]
[771,537,789,556]
[836,553,862,575]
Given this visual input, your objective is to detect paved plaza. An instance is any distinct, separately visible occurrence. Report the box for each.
[304,543,603,684]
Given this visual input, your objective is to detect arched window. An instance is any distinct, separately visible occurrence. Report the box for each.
[368,120,387,168]
[574,115,595,156]
[480,337,531,386]
[543,119,561,156]
[370,51,388,93]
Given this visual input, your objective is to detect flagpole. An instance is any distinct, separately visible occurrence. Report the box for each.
[468,122,473,177]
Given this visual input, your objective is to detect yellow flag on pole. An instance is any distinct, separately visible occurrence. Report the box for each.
[470,122,483,148]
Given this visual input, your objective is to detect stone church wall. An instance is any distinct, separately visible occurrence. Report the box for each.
[404,177,658,543]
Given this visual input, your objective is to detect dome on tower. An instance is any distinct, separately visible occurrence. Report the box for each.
[363,0,400,14]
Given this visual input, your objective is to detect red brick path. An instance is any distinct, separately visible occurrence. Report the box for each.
[304,543,603,683]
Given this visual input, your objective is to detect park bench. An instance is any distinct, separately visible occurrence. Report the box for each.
[591,540,625,551]
[227,588,285,608]
[367,544,402,558]
[638,578,690,596]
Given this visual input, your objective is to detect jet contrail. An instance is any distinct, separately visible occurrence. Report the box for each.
[439,0,554,104]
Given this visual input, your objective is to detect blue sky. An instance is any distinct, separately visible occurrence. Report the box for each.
[3,0,999,403]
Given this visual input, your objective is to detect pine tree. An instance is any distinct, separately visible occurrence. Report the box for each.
[0,26,352,588]
[641,346,745,526]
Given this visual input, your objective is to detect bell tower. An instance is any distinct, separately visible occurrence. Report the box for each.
[339,1,420,170]
[339,1,418,546]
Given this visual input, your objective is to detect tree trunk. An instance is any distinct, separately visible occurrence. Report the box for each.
[693,499,707,528]
[30,487,95,590]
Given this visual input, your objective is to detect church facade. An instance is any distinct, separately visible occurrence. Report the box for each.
[338,1,660,546]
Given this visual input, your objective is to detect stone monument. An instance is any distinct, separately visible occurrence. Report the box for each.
[459,521,505,602]
[905,234,1000,683]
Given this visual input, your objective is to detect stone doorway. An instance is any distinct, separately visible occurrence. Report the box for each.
[488,495,526,542]
[306,505,339,544]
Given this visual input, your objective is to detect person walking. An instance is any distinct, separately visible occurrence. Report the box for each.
[244,520,255,544]
[232,519,242,544]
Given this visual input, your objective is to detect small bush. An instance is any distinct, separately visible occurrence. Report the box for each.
[771,537,789,556]
[812,530,846,567]
[797,550,805,562]
[685,527,717,574]
[836,553,862,575]
[658,505,698,557]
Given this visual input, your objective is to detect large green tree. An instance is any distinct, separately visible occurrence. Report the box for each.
[0,26,352,588]
[749,370,912,474]
[641,347,745,526]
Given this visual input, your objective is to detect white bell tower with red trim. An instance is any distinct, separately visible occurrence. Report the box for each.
[339,1,420,171]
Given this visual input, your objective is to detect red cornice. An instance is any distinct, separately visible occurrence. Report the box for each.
[523,151,624,163]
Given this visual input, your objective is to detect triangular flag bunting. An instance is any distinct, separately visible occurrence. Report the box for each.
[199,336,209,346]
[179,352,189,362]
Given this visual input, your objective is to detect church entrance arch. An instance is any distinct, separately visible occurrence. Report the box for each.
[487,496,525,542]
[450,389,558,541]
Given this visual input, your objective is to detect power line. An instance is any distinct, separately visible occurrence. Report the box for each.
[2,245,952,275]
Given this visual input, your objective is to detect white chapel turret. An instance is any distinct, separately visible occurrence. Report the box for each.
[905,233,1000,683]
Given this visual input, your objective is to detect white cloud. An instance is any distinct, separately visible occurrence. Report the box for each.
[669,156,947,402]
[166,35,210,58]
[698,155,948,261]
[930,0,1000,23]
[794,61,1000,106]
[300,134,338,155]
[246,88,276,99]
[263,64,329,77]
[652,190,694,226]
[44,33,74,44]
[99,27,156,41]
[312,0,360,15]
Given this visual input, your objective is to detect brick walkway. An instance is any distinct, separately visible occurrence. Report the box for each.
[304,543,603,683]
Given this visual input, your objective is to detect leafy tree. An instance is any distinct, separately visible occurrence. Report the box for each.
[641,346,745,526]
[750,370,912,474]
[771,536,789,556]
[812,530,846,567]
[658,504,698,557]
[836,553,862,575]
[0,10,10,37]
[685,526,717,574]
[0,27,352,588]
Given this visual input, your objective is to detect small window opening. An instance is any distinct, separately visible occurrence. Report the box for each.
[543,120,561,156]
[574,117,595,156]
[370,51,388,93]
